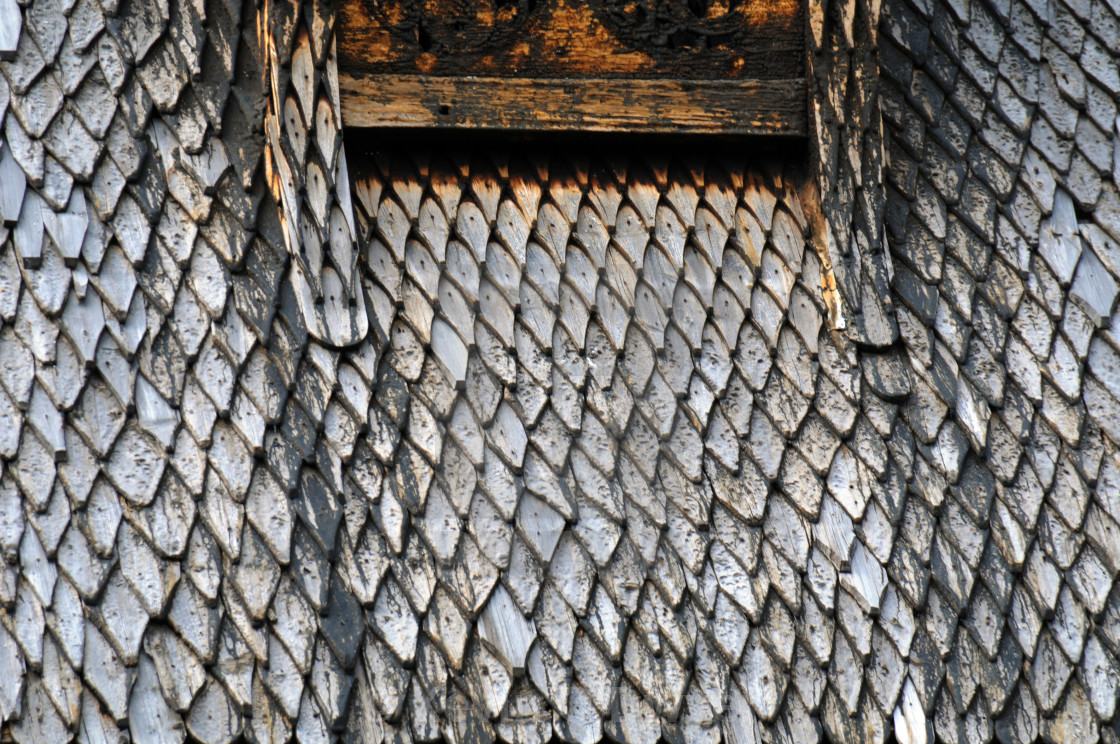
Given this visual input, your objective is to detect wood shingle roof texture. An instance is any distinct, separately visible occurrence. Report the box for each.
[0,0,1119,740]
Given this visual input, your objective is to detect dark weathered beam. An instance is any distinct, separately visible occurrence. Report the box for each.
[339,73,808,136]
[336,0,805,83]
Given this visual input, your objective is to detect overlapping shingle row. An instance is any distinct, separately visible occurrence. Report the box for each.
[0,0,1118,738]
[877,0,1120,739]
[340,151,854,744]
[0,0,284,736]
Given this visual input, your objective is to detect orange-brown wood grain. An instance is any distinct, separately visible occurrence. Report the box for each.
[337,0,804,80]
[336,0,807,134]
[340,73,807,135]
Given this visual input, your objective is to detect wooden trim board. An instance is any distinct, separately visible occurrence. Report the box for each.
[340,73,807,136]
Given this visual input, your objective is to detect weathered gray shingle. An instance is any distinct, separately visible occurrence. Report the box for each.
[0,0,1117,737]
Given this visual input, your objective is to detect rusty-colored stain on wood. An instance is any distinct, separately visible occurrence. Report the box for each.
[340,74,807,135]
[336,0,807,135]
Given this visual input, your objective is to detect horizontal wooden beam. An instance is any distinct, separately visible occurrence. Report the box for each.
[339,73,808,137]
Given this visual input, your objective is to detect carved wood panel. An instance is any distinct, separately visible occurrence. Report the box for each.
[336,0,807,135]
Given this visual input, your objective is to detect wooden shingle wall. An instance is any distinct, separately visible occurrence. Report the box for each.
[0,0,1117,739]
